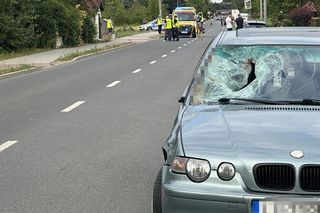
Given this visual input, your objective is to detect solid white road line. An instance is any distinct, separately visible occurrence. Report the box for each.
[149,60,157,64]
[171,50,175,53]
[132,69,142,74]
[151,198,153,213]
[0,140,18,153]
[162,54,167,58]
[106,81,121,88]
[177,47,182,49]
[61,101,85,112]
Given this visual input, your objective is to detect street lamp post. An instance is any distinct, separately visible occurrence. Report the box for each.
[159,0,162,17]
[264,0,267,22]
[260,0,263,20]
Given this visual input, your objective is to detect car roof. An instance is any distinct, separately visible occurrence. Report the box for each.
[246,20,266,24]
[217,27,320,46]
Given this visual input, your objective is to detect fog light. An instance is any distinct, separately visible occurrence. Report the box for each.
[217,162,235,181]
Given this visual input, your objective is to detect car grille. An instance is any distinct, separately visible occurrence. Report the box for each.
[254,164,295,190]
[300,166,320,191]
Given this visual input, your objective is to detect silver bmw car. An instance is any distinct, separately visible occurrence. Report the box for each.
[153,27,320,213]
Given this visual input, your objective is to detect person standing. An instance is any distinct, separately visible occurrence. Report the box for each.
[106,17,113,34]
[164,15,172,41]
[235,14,244,29]
[172,15,179,41]
[225,15,233,31]
[157,16,163,34]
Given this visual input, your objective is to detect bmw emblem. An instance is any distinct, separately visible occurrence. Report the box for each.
[290,150,304,159]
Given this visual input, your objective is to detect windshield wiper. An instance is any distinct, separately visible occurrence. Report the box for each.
[218,98,281,105]
[218,98,320,105]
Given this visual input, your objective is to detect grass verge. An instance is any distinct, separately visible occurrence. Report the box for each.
[0,64,34,75]
[0,48,51,61]
[56,43,130,62]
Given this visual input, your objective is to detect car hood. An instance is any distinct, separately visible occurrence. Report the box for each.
[181,105,320,169]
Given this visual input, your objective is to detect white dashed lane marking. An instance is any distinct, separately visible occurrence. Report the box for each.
[106,81,121,88]
[188,41,191,44]
[162,55,167,58]
[177,47,182,49]
[0,140,18,153]
[132,69,142,74]
[171,50,175,53]
[61,101,85,112]
[183,44,187,46]
[149,61,157,64]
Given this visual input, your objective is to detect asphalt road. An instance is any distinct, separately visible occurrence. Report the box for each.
[0,21,222,213]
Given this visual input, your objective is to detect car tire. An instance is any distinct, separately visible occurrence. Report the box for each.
[147,27,152,31]
[153,168,162,213]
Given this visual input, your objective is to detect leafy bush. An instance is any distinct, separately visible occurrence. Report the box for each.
[0,0,38,52]
[59,6,81,47]
[289,7,314,26]
[82,16,97,43]
[288,2,317,27]
[35,0,81,48]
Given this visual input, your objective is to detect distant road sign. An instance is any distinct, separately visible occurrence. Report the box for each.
[244,0,252,9]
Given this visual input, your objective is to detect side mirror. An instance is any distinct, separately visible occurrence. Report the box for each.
[178,96,185,103]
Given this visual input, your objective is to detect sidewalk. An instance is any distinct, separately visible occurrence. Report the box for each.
[0,31,160,68]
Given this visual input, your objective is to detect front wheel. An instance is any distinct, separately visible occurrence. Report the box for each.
[147,27,152,31]
[153,168,162,213]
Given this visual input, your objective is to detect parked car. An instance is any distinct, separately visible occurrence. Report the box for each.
[153,27,320,213]
[215,16,223,21]
[139,19,164,31]
[244,20,266,28]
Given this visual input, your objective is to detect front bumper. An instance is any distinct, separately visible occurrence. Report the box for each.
[178,26,193,36]
[162,165,320,213]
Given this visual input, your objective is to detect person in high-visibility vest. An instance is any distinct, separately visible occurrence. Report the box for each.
[164,15,172,41]
[106,17,113,34]
[172,15,179,41]
[156,16,162,34]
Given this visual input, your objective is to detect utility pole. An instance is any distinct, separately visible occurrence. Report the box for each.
[260,0,263,20]
[159,0,162,17]
[264,0,267,22]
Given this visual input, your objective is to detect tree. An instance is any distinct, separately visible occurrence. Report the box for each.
[289,2,317,26]
[0,0,38,52]
[82,16,97,43]
[35,0,81,48]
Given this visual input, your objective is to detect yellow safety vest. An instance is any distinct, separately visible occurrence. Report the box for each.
[164,18,172,29]
[157,18,162,25]
[172,17,179,28]
[107,19,113,29]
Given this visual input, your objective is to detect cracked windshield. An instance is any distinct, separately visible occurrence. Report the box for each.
[192,45,320,104]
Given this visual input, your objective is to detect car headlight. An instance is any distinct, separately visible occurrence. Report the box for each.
[171,157,211,182]
[217,162,235,181]
[186,158,211,182]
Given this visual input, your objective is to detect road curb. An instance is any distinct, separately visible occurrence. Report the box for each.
[0,42,136,78]
[0,31,160,78]
[70,42,135,62]
[0,66,41,79]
